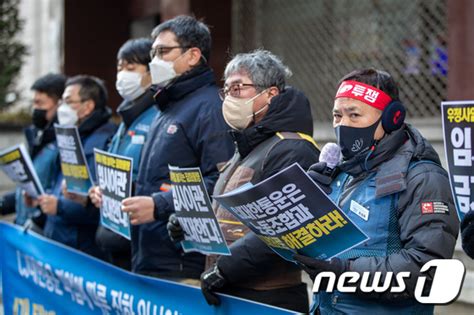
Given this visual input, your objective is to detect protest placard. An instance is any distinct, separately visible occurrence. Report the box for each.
[441,100,474,221]
[55,124,92,195]
[169,166,230,255]
[95,149,132,239]
[213,163,369,261]
[0,143,44,198]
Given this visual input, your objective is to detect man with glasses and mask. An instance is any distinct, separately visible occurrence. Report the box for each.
[166,50,319,312]
[39,75,116,258]
[0,74,65,228]
[294,68,459,314]
[120,16,233,281]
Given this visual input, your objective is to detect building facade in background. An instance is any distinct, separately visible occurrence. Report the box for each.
[232,0,447,121]
[14,0,474,117]
[14,0,63,110]
[8,1,474,311]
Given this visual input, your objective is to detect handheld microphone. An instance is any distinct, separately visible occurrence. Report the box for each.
[319,143,341,176]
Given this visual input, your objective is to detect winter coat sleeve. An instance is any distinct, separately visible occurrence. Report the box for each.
[348,162,459,300]
[217,231,299,283]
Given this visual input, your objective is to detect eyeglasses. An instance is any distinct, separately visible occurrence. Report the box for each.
[149,46,190,59]
[219,83,266,100]
[60,99,85,107]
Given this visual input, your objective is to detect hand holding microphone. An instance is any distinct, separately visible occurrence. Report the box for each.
[308,143,341,194]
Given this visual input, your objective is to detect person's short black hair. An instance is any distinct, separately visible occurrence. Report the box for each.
[65,75,108,109]
[338,68,400,101]
[151,15,211,62]
[117,38,153,68]
[31,73,67,100]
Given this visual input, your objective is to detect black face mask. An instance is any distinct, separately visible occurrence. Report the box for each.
[32,109,49,129]
[335,119,380,160]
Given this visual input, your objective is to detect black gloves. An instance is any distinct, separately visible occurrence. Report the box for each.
[166,213,185,243]
[461,210,474,259]
[293,254,347,289]
[0,193,16,215]
[307,162,335,194]
[200,264,227,306]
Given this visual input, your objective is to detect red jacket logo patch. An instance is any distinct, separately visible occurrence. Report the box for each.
[421,202,434,214]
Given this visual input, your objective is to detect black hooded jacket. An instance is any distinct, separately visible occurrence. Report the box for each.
[213,87,320,312]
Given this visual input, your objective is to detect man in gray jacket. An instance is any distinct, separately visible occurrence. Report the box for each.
[295,68,459,314]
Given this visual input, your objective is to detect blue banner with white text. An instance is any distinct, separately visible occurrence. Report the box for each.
[0,222,294,315]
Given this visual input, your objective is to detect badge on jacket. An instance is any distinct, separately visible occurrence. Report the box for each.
[350,200,370,221]
[421,201,449,215]
[167,124,178,134]
[131,135,145,145]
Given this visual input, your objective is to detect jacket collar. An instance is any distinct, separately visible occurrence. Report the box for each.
[117,89,155,127]
[229,126,271,158]
[153,65,215,111]
[339,124,442,197]
[26,117,57,157]
[78,107,112,138]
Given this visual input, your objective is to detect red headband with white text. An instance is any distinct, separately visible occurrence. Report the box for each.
[335,80,392,110]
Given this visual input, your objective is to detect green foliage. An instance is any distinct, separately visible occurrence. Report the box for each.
[0,0,27,110]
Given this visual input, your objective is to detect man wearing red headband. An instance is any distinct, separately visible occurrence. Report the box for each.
[295,68,459,314]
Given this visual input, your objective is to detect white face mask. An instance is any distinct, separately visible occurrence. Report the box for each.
[222,90,268,130]
[116,71,146,101]
[149,56,177,88]
[57,104,79,126]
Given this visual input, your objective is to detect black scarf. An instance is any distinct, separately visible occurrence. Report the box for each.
[152,64,214,111]
[78,107,112,138]
[117,89,155,127]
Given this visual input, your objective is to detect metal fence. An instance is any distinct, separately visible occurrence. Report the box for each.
[231,0,447,121]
